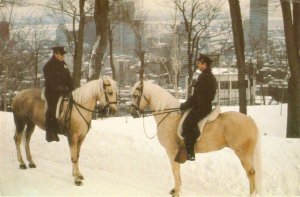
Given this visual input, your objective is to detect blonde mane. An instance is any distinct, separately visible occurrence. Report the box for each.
[135,81,180,111]
[72,77,117,104]
[72,79,103,104]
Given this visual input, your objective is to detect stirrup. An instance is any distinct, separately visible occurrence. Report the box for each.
[187,153,195,161]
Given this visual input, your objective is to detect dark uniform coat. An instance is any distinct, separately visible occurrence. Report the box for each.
[43,56,73,120]
[180,68,217,143]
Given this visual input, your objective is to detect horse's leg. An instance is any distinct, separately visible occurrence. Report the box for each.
[68,134,82,186]
[13,118,26,169]
[75,135,86,180]
[25,121,36,168]
[235,151,256,195]
[166,149,181,197]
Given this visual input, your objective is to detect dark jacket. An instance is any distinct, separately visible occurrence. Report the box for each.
[43,56,73,96]
[180,68,217,115]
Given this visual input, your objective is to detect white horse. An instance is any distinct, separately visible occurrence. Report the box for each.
[12,77,118,186]
[130,81,261,196]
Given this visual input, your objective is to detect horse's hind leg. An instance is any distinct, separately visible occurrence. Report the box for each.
[25,121,36,168]
[13,117,26,169]
[235,151,256,194]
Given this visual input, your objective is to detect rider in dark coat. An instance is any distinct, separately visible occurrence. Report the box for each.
[43,46,73,142]
[180,54,217,161]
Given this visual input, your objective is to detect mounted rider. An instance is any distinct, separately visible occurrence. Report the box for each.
[43,46,73,142]
[180,54,217,161]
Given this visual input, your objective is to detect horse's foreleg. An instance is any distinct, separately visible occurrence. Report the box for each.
[75,136,86,180]
[25,122,36,168]
[14,127,26,169]
[166,149,181,197]
[68,135,82,186]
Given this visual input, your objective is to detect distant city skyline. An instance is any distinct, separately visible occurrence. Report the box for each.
[8,0,282,23]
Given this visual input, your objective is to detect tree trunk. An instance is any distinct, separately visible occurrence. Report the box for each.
[187,32,193,96]
[109,24,116,80]
[294,1,300,55]
[91,0,109,80]
[3,64,8,111]
[281,0,300,138]
[72,0,85,88]
[228,0,247,114]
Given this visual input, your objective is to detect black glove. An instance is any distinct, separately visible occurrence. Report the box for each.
[56,85,66,93]
[180,103,186,111]
[57,85,71,95]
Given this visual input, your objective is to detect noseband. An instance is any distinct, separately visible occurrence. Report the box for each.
[97,80,117,117]
[131,82,149,115]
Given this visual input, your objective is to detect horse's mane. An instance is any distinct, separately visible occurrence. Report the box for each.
[72,77,117,104]
[134,81,179,111]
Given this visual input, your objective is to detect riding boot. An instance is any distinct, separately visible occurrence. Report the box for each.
[45,116,60,142]
[185,141,195,161]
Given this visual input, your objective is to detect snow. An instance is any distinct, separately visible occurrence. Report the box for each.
[1,104,300,196]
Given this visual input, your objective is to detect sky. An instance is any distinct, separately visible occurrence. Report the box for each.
[1,103,300,196]
[6,0,282,23]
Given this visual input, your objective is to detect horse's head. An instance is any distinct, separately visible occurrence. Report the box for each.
[97,77,118,117]
[130,81,150,118]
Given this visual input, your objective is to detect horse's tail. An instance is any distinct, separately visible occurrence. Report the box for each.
[253,129,263,195]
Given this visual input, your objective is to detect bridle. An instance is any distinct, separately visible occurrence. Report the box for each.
[131,81,181,139]
[131,81,180,126]
[98,80,118,117]
[62,79,118,131]
[131,81,150,117]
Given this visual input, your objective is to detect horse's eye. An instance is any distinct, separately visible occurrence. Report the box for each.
[133,95,137,99]
[108,90,113,96]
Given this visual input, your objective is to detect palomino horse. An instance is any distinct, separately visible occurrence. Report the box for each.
[12,77,118,186]
[130,81,261,196]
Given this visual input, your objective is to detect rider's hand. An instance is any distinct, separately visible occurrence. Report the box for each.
[179,103,186,114]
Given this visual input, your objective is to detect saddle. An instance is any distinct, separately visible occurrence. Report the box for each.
[177,105,221,141]
[41,87,64,119]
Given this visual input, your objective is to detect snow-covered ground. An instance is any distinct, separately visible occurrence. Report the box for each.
[1,104,300,196]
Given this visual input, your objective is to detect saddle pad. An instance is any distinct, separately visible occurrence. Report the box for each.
[177,105,221,141]
[41,87,63,119]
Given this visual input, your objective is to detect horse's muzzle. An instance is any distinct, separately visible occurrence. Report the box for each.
[130,104,141,118]
[109,107,117,115]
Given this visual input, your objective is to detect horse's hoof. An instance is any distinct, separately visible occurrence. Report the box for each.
[169,189,179,197]
[19,164,27,169]
[169,189,175,195]
[78,175,84,180]
[75,179,83,186]
[29,163,36,168]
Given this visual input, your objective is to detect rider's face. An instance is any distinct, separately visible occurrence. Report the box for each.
[54,52,65,62]
[197,61,207,72]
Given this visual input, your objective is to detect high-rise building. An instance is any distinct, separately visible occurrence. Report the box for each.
[248,0,268,51]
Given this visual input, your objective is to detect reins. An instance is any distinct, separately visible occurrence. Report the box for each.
[59,79,117,132]
[138,107,181,139]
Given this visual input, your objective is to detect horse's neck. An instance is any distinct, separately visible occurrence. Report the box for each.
[73,95,97,111]
[147,88,180,126]
[147,86,180,111]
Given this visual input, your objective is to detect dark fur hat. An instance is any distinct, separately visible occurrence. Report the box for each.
[52,46,67,55]
[197,53,213,65]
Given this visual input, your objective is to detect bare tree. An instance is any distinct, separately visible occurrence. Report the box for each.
[128,18,146,80]
[22,21,49,87]
[46,0,93,87]
[169,7,183,98]
[228,0,247,114]
[171,0,222,96]
[280,0,300,137]
[90,0,109,80]
[0,0,23,111]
